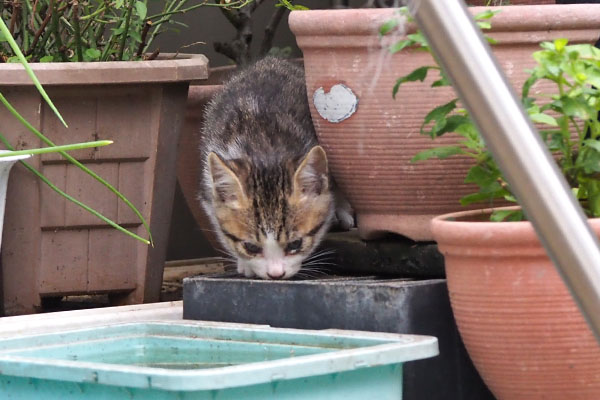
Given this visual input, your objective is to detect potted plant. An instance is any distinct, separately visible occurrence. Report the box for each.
[401,32,600,398]
[288,3,600,241]
[0,0,226,314]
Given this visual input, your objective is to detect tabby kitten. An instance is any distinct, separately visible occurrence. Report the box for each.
[200,57,334,280]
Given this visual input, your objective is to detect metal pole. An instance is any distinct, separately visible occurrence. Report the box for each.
[407,0,600,342]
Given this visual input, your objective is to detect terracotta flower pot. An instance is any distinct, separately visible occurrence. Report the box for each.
[0,55,208,315]
[177,65,238,253]
[431,207,600,399]
[289,5,600,241]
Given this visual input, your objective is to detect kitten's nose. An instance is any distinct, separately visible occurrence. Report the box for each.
[267,271,285,280]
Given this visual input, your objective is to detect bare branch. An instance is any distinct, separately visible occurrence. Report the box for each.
[259,5,286,57]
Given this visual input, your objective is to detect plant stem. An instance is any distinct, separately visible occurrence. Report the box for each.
[135,19,151,58]
[25,12,51,57]
[8,0,19,35]
[72,0,83,61]
[117,0,135,61]
[50,0,67,61]
[78,3,106,21]
[20,0,30,51]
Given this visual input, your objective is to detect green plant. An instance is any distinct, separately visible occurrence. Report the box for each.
[0,0,253,62]
[386,9,600,221]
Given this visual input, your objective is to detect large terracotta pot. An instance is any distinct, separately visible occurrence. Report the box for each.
[177,65,239,253]
[289,5,600,241]
[0,55,208,315]
[431,207,600,399]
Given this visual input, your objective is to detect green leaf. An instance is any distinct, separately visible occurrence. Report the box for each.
[490,209,524,222]
[393,66,432,98]
[464,165,500,188]
[130,30,142,43]
[389,39,412,54]
[476,21,491,30]
[554,38,568,52]
[529,112,558,126]
[561,97,593,120]
[116,0,125,8]
[582,139,600,152]
[474,9,500,20]
[406,32,428,47]
[410,146,464,162]
[421,99,458,137]
[459,190,506,206]
[579,151,600,174]
[434,115,470,136]
[84,48,101,61]
[432,70,451,87]
[379,18,399,36]
[135,1,147,19]
[276,0,309,10]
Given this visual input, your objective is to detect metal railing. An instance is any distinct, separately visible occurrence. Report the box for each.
[407,0,600,342]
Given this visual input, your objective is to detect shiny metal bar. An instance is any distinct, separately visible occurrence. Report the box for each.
[407,0,600,341]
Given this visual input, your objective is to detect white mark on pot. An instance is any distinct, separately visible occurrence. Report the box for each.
[352,56,362,71]
[313,84,358,123]
[504,61,514,77]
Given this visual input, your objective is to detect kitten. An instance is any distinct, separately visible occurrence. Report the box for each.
[200,57,338,280]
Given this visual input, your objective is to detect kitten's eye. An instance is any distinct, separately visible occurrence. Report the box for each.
[285,239,303,254]
[243,242,262,256]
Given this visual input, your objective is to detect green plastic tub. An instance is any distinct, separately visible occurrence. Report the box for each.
[0,321,438,399]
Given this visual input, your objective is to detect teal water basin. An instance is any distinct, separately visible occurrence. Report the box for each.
[0,321,438,399]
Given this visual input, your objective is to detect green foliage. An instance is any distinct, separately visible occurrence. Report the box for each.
[275,0,309,11]
[383,8,600,220]
[0,0,253,62]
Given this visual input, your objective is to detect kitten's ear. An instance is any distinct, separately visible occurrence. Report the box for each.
[207,152,247,208]
[293,146,329,198]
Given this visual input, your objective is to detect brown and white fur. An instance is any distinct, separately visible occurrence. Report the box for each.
[200,57,349,280]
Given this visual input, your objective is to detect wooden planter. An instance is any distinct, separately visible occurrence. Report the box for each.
[289,5,600,241]
[0,55,208,315]
[431,208,600,399]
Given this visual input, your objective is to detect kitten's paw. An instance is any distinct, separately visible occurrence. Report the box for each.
[334,192,355,230]
[335,207,355,230]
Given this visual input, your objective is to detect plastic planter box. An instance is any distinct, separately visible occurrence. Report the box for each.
[0,321,437,400]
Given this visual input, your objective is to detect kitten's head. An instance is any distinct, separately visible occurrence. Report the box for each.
[206,146,333,280]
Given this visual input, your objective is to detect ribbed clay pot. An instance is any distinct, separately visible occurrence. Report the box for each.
[431,207,600,400]
[289,5,600,241]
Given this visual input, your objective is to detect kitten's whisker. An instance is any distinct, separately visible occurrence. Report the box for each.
[304,250,336,263]
[302,268,331,274]
[306,248,336,258]
[302,261,337,268]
